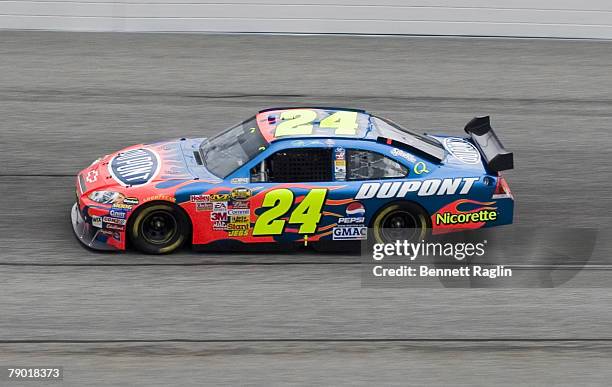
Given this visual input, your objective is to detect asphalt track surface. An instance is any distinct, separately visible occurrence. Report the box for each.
[1,31,612,385]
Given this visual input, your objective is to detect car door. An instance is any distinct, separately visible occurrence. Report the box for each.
[244,145,336,244]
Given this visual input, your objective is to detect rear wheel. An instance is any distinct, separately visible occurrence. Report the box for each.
[129,203,190,254]
[371,202,430,244]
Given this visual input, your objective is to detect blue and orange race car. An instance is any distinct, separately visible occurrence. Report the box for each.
[72,107,514,254]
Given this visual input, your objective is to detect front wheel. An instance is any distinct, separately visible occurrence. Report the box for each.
[370,202,430,244]
[129,203,190,254]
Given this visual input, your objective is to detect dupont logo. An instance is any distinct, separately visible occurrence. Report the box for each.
[443,138,481,165]
[109,148,160,187]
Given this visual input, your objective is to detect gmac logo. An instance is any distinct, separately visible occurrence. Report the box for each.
[110,148,160,187]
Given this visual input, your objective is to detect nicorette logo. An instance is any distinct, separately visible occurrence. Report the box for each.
[435,210,497,225]
[109,148,160,187]
[443,138,481,165]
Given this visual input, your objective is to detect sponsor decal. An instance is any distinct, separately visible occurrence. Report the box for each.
[212,220,227,230]
[413,161,430,175]
[338,202,366,224]
[211,211,228,222]
[338,217,365,224]
[228,223,249,230]
[91,216,102,228]
[443,138,481,165]
[228,196,251,236]
[391,148,417,163]
[435,209,497,225]
[109,209,127,219]
[346,202,365,216]
[143,194,175,203]
[325,139,335,146]
[230,215,250,223]
[105,223,125,231]
[335,147,346,159]
[122,197,139,205]
[335,148,347,180]
[335,163,346,181]
[231,188,252,201]
[230,226,249,235]
[103,216,127,225]
[229,208,250,216]
[232,201,250,209]
[231,177,249,184]
[210,193,230,202]
[291,140,306,147]
[112,203,133,210]
[333,226,367,240]
[109,148,161,186]
[212,202,228,212]
[190,194,210,203]
[332,202,366,237]
[355,178,479,199]
[431,199,498,234]
[86,170,99,183]
[196,202,213,211]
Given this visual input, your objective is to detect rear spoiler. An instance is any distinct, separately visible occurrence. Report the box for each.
[464,116,513,172]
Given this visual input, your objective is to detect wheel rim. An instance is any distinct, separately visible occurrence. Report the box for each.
[140,210,178,245]
[380,210,423,241]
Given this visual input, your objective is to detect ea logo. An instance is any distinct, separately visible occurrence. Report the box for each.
[86,170,98,183]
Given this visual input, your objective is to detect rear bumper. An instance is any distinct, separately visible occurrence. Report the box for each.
[71,203,119,251]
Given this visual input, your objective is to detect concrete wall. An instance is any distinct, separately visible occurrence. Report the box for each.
[1,0,612,38]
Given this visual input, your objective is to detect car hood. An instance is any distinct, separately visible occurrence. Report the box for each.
[78,138,220,194]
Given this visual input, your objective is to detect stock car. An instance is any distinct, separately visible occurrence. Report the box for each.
[72,107,514,254]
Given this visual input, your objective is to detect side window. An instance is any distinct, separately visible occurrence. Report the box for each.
[251,148,333,183]
[346,149,407,180]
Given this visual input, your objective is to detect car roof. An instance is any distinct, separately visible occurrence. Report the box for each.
[255,107,375,143]
[255,107,446,161]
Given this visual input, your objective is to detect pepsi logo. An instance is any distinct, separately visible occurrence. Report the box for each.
[346,202,366,216]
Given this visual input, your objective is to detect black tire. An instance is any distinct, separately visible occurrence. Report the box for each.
[370,202,430,244]
[128,202,191,254]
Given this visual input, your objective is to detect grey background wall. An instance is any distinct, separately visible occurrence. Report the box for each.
[1,0,611,38]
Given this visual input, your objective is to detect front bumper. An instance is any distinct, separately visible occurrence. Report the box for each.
[71,203,119,251]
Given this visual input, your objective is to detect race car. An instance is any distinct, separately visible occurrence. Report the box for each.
[72,107,514,254]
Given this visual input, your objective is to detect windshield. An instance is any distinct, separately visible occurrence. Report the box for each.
[200,117,267,178]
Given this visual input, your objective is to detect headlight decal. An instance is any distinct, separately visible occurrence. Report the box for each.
[88,191,122,204]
